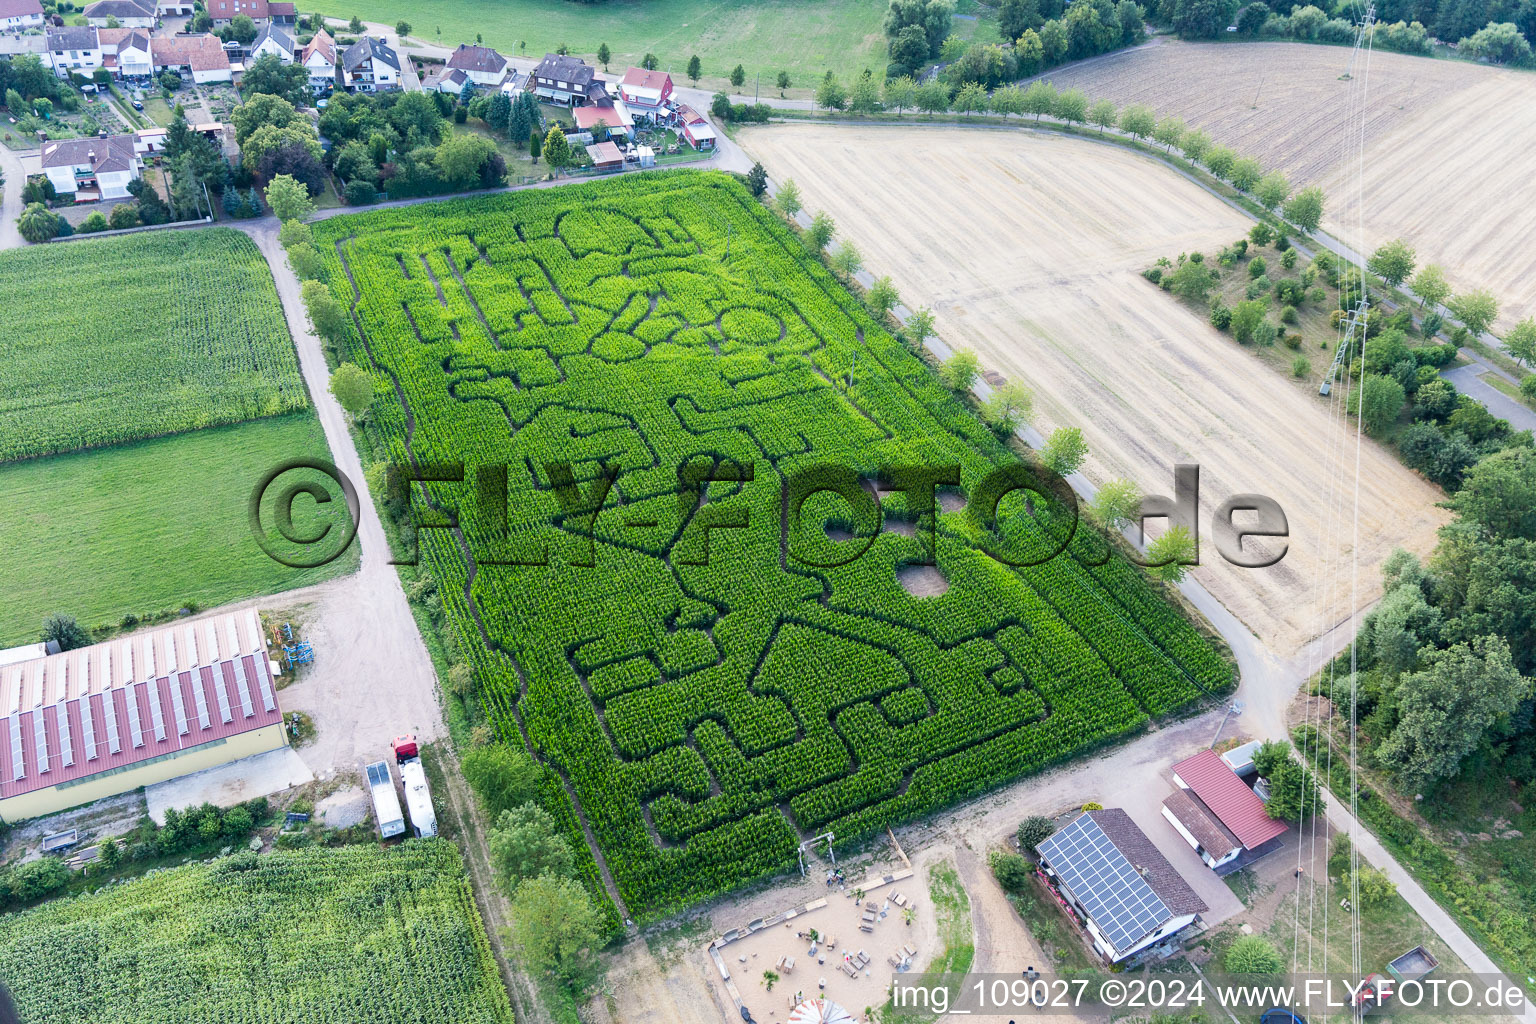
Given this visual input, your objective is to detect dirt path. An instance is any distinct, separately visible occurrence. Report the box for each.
[0,143,29,251]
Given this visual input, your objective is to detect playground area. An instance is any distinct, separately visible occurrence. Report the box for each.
[709,870,931,1024]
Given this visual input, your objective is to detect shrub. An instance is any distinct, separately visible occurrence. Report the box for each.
[1016,815,1055,852]
[1420,312,1443,338]
[79,211,110,233]
[990,850,1033,893]
[344,179,379,205]
[1226,935,1285,974]
[1142,267,1162,284]
[1248,255,1267,279]
[1520,375,1536,406]
[1209,299,1232,331]
[1292,356,1312,378]
[1280,305,1298,325]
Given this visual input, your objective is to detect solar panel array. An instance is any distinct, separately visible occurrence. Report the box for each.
[1037,815,1172,954]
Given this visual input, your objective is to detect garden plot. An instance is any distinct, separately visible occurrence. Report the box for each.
[1041,39,1536,326]
[741,124,1446,658]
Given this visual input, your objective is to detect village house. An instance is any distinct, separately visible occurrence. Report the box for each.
[46,26,104,76]
[338,35,398,92]
[527,52,604,106]
[152,33,232,82]
[98,26,152,77]
[248,22,293,63]
[156,0,194,14]
[675,103,717,151]
[422,65,469,94]
[617,66,672,121]
[0,0,45,32]
[444,42,509,87]
[40,134,142,201]
[83,0,155,28]
[205,0,294,25]
[299,27,334,92]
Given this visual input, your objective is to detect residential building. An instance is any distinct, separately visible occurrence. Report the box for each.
[338,35,398,92]
[98,26,152,77]
[39,133,141,201]
[0,0,45,32]
[617,66,672,121]
[157,0,195,14]
[248,22,293,63]
[676,103,717,151]
[152,33,232,83]
[205,0,294,24]
[83,0,155,27]
[46,25,104,76]
[0,611,289,823]
[1036,808,1208,964]
[445,42,508,87]
[299,27,334,92]
[528,53,604,106]
[574,100,633,139]
[1162,749,1288,874]
[421,64,469,94]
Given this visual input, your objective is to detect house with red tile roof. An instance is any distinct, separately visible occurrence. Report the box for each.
[299,26,334,92]
[1163,748,1288,873]
[617,66,672,120]
[151,32,231,82]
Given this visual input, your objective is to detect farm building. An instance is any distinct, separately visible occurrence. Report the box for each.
[40,134,142,201]
[675,104,716,151]
[0,610,288,823]
[617,66,672,120]
[1036,808,1207,963]
[0,0,45,31]
[445,42,509,87]
[573,100,633,139]
[83,0,155,27]
[528,52,604,106]
[1162,749,1287,873]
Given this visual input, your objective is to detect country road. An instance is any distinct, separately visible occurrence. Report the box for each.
[0,144,26,250]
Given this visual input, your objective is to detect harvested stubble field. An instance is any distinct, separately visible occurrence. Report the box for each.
[742,124,1447,656]
[310,171,1232,921]
[1040,39,1536,326]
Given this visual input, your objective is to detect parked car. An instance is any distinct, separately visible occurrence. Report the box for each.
[132,99,144,111]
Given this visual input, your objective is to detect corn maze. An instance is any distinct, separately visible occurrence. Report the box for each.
[0,842,514,1024]
[312,172,1233,920]
[0,228,306,463]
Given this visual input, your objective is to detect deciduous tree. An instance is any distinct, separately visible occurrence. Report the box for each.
[1448,289,1498,336]
[1367,237,1416,286]
[939,348,981,392]
[1283,185,1325,232]
[328,361,372,418]
[1087,98,1117,133]
[866,276,900,320]
[265,174,314,222]
[775,178,802,219]
[1410,264,1449,309]
[1146,524,1197,582]
[1040,425,1088,475]
[807,211,835,252]
[1090,478,1140,530]
[983,381,1033,434]
[488,803,575,891]
[1153,115,1186,152]
[508,873,601,978]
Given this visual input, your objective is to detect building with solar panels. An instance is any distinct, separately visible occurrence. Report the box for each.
[0,610,287,822]
[1036,808,1208,964]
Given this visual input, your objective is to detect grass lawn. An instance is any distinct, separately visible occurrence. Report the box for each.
[451,119,539,182]
[352,0,892,93]
[0,411,358,646]
[142,95,176,127]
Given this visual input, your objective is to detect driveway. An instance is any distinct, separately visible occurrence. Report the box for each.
[0,144,28,250]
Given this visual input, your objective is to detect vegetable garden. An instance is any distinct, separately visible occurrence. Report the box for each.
[0,841,514,1024]
[0,228,307,463]
[311,172,1233,921]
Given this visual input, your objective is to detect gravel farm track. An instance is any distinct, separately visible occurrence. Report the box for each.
[1040,38,1536,328]
[741,123,1448,659]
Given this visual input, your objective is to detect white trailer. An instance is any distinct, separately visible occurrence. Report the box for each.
[366,760,405,839]
[399,758,437,838]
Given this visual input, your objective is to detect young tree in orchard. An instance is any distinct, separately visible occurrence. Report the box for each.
[686,54,701,84]
[830,239,863,282]
[1053,88,1088,126]
[1504,317,1536,367]
[1146,525,1196,582]
[1448,289,1498,336]
[866,276,900,321]
[983,381,1033,434]
[777,70,791,95]
[265,174,314,222]
[1367,237,1416,286]
[883,75,916,114]
[730,63,746,88]
[914,79,949,114]
[1040,426,1088,476]
[1283,185,1325,232]
[508,874,602,979]
[1411,263,1450,309]
[848,73,882,114]
[597,42,611,70]
[1375,635,1530,793]
[1088,99,1118,134]
[1090,478,1141,530]
[905,307,937,346]
[1255,170,1290,210]
[1153,115,1186,152]
[1117,103,1155,139]
[329,361,372,419]
[806,211,835,252]
[939,348,981,392]
[776,177,802,219]
[1203,144,1236,180]
[1347,373,1407,436]
[1022,79,1056,120]
[1168,258,1216,302]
